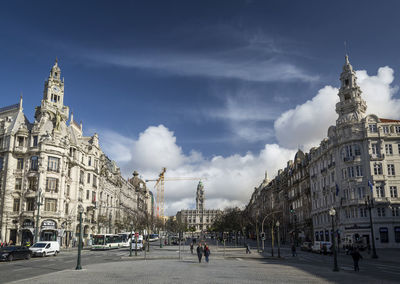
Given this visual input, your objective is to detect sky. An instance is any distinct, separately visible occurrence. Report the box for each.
[2,0,400,215]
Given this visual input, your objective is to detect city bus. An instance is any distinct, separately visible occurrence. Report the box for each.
[149,233,159,242]
[91,234,123,250]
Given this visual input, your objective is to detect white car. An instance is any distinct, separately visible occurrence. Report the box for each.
[29,241,60,257]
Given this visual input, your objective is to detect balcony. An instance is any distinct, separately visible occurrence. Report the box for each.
[370,154,385,161]
[343,156,355,162]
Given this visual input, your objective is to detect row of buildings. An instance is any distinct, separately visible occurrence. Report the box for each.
[246,56,400,248]
[0,60,153,247]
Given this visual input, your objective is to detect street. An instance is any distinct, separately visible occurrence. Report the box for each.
[0,242,399,283]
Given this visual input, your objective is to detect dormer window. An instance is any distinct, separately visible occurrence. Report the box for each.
[55,72,58,77]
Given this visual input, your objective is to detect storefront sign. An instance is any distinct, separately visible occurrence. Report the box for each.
[41,220,57,230]
[23,219,34,228]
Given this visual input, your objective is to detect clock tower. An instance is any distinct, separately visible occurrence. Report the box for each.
[335,55,367,127]
[34,59,69,131]
[43,58,65,108]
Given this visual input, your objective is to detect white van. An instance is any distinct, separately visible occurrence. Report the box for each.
[131,235,144,251]
[29,241,60,257]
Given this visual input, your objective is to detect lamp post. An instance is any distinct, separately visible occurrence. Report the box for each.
[34,189,42,243]
[129,221,134,257]
[255,211,260,253]
[329,207,339,272]
[76,205,84,270]
[365,196,378,259]
[108,212,112,234]
[276,220,281,258]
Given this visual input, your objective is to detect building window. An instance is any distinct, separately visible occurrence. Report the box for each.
[17,136,24,147]
[46,177,59,193]
[65,203,69,215]
[15,178,22,190]
[13,198,20,212]
[371,143,379,155]
[30,156,38,171]
[382,125,390,134]
[379,227,389,243]
[385,144,393,155]
[387,164,395,176]
[32,135,38,147]
[92,191,96,204]
[374,163,383,175]
[392,207,400,217]
[348,167,355,178]
[88,156,92,166]
[355,165,363,177]
[28,177,37,191]
[93,175,97,188]
[395,227,400,243]
[377,207,386,217]
[369,124,378,133]
[44,198,57,212]
[360,208,367,217]
[390,186,398,198]
[47,156,60,172]
[0,137,3,149]
[17,158,24,170]
[358,187,365,199]
[376,185,385,198]
[87,173,91,184]
[80,170,84,184]
[26,198,35,211]
[86,190,90,200]
[0,156,3,171]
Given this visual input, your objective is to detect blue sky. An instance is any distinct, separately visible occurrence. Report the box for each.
[2,0,400,213]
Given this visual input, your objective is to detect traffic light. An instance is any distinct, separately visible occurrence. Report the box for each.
[261,232,265,240]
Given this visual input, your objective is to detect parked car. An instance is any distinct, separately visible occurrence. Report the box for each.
[0,246,32,261]
[312,241,332,254]
[301,242,312,252]
[29,241,60,257]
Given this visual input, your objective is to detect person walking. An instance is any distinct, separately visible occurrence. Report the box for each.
[190,242,194,254]
[291,243,297,257]
[204,244,210,263]
[246,243,251,254]
[196,244,203,263]
[350,248,363,271]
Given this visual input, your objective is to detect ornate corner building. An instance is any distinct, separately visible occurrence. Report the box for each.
[176,181,221,232]
[247,56,400,248]
[0,60,152,247]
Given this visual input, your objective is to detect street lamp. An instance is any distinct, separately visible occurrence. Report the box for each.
[76,205,84,270]
[329,207,339,272]
[365,196,378,258]
[129,221,134,257]
[34,189,42,243]
[108,212,112,234]
[276,220,281,258]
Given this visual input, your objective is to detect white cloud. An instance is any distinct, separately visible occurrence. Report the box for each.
[274,65,400,150]
[99,125,296,216]
[87,50,318,83]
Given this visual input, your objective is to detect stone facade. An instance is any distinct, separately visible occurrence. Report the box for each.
[0,60,151,247]
[310,56,400,248]
[246,56,400,248]
[176,181,221,232]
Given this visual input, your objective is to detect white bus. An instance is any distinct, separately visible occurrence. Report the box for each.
[91,234,122,250]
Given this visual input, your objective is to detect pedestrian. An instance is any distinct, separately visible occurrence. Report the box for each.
[196,244,203,263]
[246,243,251,254]
[291,244,297,257]
[350,248,362,271]
[9,240,13,246]
[190,242,194,254]
[204,244,210,263]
